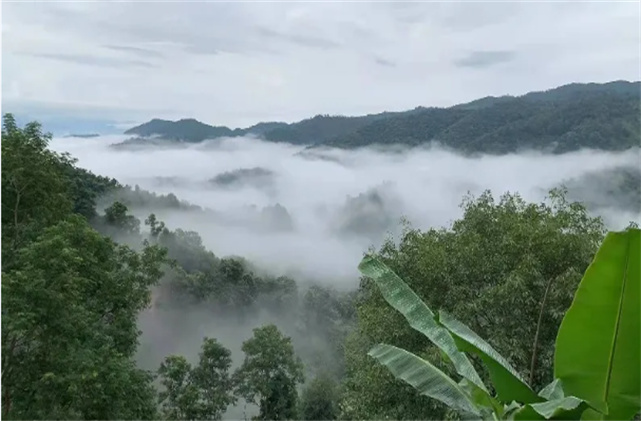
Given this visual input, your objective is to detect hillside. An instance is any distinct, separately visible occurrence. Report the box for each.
[320,80,641,153]
[122,81,640,153]
[122,112,416,146]
[124,118,236,142]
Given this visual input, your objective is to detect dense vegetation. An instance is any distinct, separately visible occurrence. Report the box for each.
[120,81,640,153]
[321,81,640,153]
[2,114,638,420]
[359,227,639,420]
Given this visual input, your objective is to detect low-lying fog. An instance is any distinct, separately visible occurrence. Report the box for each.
[51,135,640,285]
[49,134,639,418]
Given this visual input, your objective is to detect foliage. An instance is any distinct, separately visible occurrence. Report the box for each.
[157,337,236,420]
[104,201,142,234]
[341,189,605,419]
[121,82,639,152]
[234,324,305,420]
[359,227,640,420]
[1,216,166,419]
[124,118,236,142]
[321,81,640,153]
[1,114,74,268]
[554,229,641,420]
[1,114,167,420]
[299,371,341,420]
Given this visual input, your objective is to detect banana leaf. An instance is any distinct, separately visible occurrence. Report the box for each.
[368,343,480,416]
[538,379,564,400]
[459,378,503,416]
[438,310,542,404]
[554,228,641,420]
[511,396,589,420]
[358,255,487,392]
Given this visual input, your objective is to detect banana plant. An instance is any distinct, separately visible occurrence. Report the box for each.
[360,228,640,420]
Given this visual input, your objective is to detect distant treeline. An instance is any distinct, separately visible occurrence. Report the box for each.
[121,80,640,154]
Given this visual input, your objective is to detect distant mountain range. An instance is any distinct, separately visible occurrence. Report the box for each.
[120,80,640,154]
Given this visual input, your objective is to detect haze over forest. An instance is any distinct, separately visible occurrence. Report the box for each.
[52,81,641,285]
[2,2,640,421]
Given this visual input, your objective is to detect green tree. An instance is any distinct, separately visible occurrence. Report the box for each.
[2,216,166,419]
[359,227,640,420]
[158,355,199,420]
[300,371,340,420]
[1,113,74,268]
[104,201,141,234]
[234,324,305,420]
[341,189,605,420]
[145,213,166,238]
[157,337,236,420]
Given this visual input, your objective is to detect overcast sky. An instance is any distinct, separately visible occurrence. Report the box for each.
[2,1,639,130]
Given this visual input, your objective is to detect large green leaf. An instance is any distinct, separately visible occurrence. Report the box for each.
[459,378,503,417]
[554,228,641,420]
[511,396,589,420]
[438,310,542,404]
[368,343,480,416]
[358,255,487,392]
[538,379,565,400]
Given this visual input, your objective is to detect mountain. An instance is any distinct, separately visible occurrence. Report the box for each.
[260,110,425,145]
[122,80,640,153]
[320,80,640,153]
[124,118,235,142]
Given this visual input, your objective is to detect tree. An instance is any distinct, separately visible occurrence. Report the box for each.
[234,324,305,420]
[341,189,605,420]
[158,355,199,420]
[145,213,166,238]
[1,113,74,269]
[104,201,141,234]
[300,371,340,420]
[359,227,640,420]
[2,216,167,419]
[190,338,237,419]
[157,337,236,420]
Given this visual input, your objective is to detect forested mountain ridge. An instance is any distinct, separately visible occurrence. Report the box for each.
[121,80,639,153]
[319,80,640,153]
[122,110,419,146]
[124,118,290,143]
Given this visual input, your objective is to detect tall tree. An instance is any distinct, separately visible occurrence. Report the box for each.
[1,115,168,419]
[234,324,305,420]
[157,337,236,420]
[1,114,73,268]
[2,216,167,419]
[300,371,340,420]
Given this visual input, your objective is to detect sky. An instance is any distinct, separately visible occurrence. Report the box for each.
[2,1,640,132]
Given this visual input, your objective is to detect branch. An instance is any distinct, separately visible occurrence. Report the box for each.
[529,275,556,386]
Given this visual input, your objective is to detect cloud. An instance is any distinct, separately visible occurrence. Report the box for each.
[454,50,516,68]
[374,57,396,67]
[17,51,157,69]
[255,27,340,50]
[48,136,641,284]
[3,2,639,127]
[102,44,165,59]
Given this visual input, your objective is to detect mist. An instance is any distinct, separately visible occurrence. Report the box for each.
[51,135,640,282]
[49,135,639,418]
